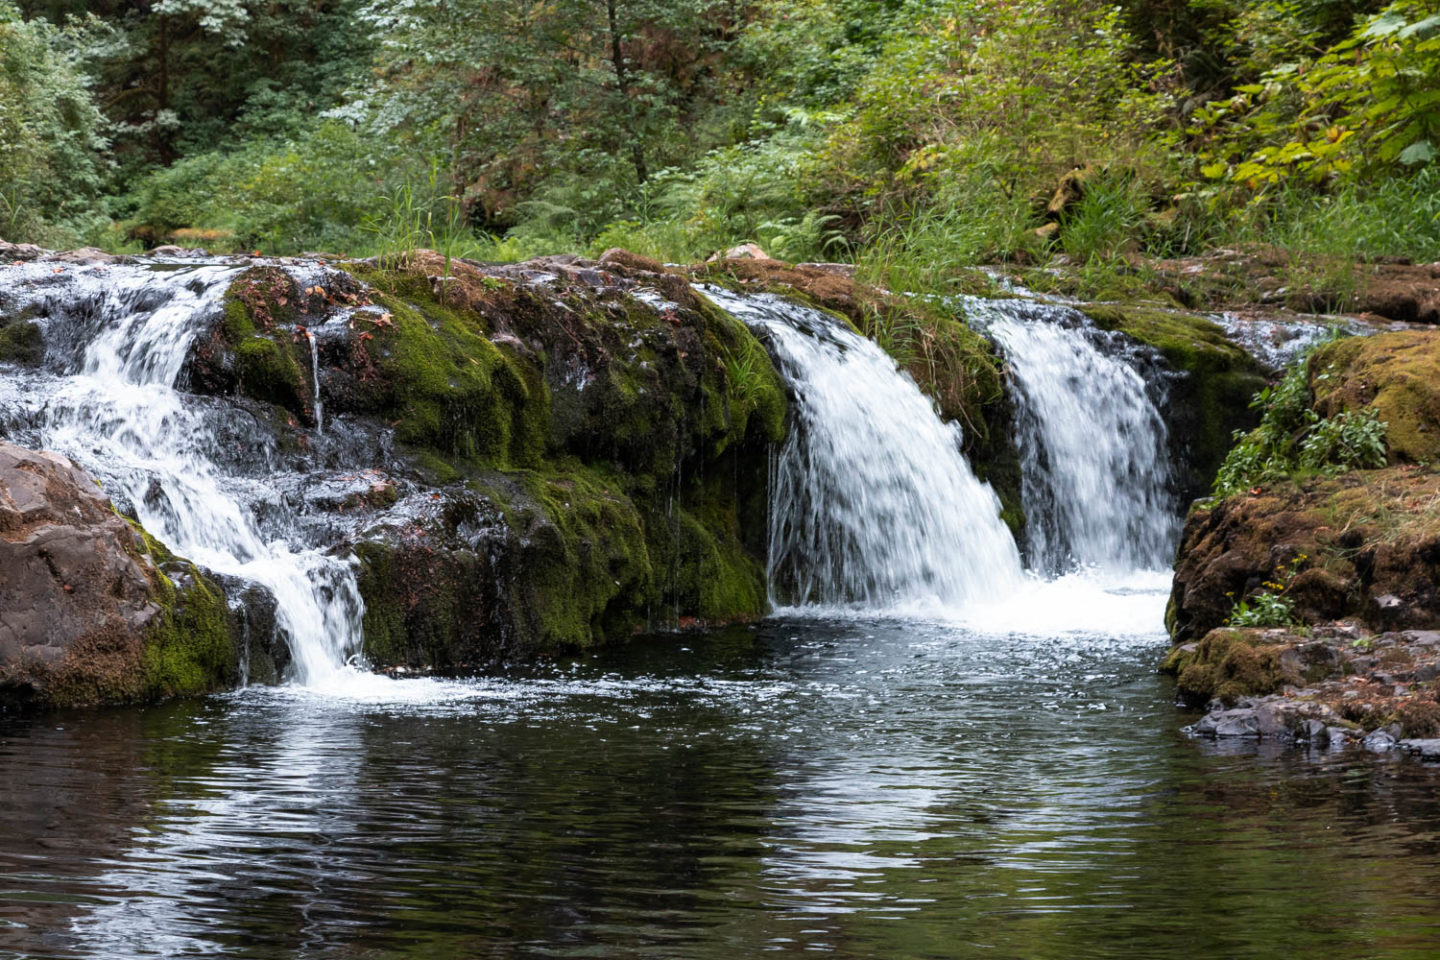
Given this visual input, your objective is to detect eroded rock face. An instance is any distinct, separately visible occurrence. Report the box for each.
[0,442,159,702]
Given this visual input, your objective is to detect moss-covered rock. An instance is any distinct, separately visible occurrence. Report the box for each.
[250,251,794,667]
[1083,304,1268,500]
[1310,330,1440,464]
[1162,627,1299,707]
[1167,465,1440,644]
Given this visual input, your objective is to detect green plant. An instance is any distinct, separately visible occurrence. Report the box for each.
[1226,554,1306,627]
[1213,339,1388,496]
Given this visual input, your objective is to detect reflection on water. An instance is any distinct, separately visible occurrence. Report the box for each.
[4,615,1440,959]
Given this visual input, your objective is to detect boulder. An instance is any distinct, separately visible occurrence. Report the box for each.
[0,441,240,707]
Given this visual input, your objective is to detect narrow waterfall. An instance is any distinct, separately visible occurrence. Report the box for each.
[702,287,1024,611]
[0,261,364,685]
[967,299,1177,574]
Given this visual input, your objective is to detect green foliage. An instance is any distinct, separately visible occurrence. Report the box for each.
[1193,1,1440,191]
[1226,554,1305,628]
[1214,345,1390,496]
[0,1,108,245]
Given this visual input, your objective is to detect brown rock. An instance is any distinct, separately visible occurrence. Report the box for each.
[0,442,159,702]
[1168,466,1440,642]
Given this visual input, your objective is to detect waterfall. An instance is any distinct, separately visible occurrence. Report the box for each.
[701,287,1024,611]
[307,329,324,435]
[966,298,1177,574]
[0,261,364,686]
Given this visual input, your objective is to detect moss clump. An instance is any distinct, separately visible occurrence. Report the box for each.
[220,269,312,417]
[1310,330,1440,464]
[140,566,238,698]
[1163,628,1295,706]
[0,318,43,365]
[1084,304,1268,498]
[345,265,548,467]
[511,466,653,648]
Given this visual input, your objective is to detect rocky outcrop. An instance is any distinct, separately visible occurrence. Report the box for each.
[1167,465,1440,644]
[0,442,246,707]
[1165,624,1440,751]
[182,249,787,669]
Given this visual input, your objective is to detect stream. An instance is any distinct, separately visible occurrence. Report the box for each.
[4,613,1440,959]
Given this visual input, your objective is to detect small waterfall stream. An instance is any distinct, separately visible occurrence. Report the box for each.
[967,299,1178,574]
[0,261,365,686]
[702,287,1024,610]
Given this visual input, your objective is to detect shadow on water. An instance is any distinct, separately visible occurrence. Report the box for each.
[3,619,1440,959]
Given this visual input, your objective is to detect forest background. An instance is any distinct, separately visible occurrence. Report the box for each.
[5,0,1440,291]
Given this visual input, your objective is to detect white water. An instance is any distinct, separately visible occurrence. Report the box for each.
[307,329,324,434]
[5,262,370,689]
[702,287,1025,611]
[969,298,1177,575]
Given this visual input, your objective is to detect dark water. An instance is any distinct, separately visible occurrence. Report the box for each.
[4,618,1440,959]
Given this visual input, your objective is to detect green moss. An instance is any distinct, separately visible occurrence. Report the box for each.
[0,319,43,365]
[1164,628,1294,707]
[1310,330,1440,464]
[220,275,312,418]
[1084,304,1268,497]
[511,465,653,648]
[345,266,549,467]
[140,567,237,698]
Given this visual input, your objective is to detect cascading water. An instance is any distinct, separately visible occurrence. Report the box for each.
[701,287,1024,611]
[966,298,1177,574]
[0,260,364,686]
[307,329,325,435]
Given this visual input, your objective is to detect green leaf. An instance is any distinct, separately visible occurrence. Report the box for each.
[1362,10,1409,38]
[1399,14,1440,39]
[1399,140,1437,165]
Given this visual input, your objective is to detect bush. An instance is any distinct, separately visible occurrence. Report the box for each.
[1213,345,1389,496]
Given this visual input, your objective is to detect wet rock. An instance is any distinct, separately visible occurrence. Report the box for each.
[1398,738,1440,760]
[0,441,242,707]
[0,241,45,262]
[0,443,158,704]
[1189,705,1262,738]
[1362,729,1397,752]
[42,248,129,266]
[0,443,159,682]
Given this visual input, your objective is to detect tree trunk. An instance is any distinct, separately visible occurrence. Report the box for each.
[605,0,648,185]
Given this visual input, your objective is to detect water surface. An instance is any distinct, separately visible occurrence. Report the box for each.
[4,610,1440,959]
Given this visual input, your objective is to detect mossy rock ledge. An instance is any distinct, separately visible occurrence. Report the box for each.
[188,249,788,672]
[0,442,273,708]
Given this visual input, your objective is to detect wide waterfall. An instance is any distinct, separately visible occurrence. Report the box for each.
[0,260,365,686]
[701,287,1025,611]
[969,298,1177,575]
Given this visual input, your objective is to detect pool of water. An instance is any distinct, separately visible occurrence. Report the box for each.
[4,608,1440,959]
